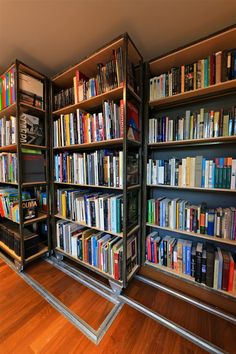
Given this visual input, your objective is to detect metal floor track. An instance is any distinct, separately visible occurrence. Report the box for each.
[1,252,230,353]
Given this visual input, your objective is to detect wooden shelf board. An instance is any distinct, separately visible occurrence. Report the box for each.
[54,181,140,191]
[145,261,236,301]
[146,223,236,246]
[0,145,17,152]
[21,144,47,150]
[25,246,49,263]
[0,103,16,117]
[55,247,123,285]
[148,136,236,149]
[54,213,124,238]
[147,184,236,193]
[23,213,48,226]
[149,79,236,109]
[52,37,124,87]
[149,27,236,75]
[53,138,140,151]
[20,102,45,114]
[22,181,47,187]
[53,86,123,115]
[19,63,45,81]
[0,181,18,186]
[0,241,21,262]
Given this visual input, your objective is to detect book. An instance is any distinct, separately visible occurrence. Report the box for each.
[19,72,44,109]
[19,113,44,145]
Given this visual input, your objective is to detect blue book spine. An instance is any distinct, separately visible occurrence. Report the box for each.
[182,242,187,274]
[160,240,164,265]
[111,198,117,233]
[204,58,208,87]
[116,198,121,233]
[207,212,215,236]
[186,243,191,275]
[229,114,233,136]
[151,238,155,263]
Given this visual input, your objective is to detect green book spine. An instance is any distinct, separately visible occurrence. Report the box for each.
[226,166,231,189]
[148,200,152,223]
[218,167,223,188]
[222,167,227,188]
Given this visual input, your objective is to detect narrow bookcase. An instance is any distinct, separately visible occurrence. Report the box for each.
[142,25,236,303]
[50,33,143,288]
[0,60,51,270]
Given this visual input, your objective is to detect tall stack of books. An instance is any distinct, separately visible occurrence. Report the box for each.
[149,48,236,101]
[0,116,16,146]
[56,219,138,281]
[0,67,16,110]
[146,232,236,293]
[147,197,236,240]
[147,156,236,189]
[148,106,236,143]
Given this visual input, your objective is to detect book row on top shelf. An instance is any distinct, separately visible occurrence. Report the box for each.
[0,60,50,269]
[51,33,143,287]
[143,26,236,301]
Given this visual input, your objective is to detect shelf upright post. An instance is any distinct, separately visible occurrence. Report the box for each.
[15,59,25,268]
[122,33,128,287]
[45,76,51,254]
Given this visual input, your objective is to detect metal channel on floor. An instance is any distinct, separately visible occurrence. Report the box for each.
[1,252,233,353]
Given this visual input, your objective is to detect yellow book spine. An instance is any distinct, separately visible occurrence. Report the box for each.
[178,165,182,187]
[62,192,66,217]
[186,157,191,186]
[65,114,70,145]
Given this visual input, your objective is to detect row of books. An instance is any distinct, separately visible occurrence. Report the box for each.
[53,101,124,147]
[0,67,15,110]
[148,107,236,143]
[146,233,236,293]
[54,151,139,187]
[57,189,123,234]
[150,49,236,101]
[0,153,17,183]
[147,156,236,189]
[56,220,137,280]
[147,198,236,240]
[54,87,74,112]
[0,116,16,146]
[0,220,39,258]
[53,100,139,147]
[0,188,41,222]
[73,47,124,104]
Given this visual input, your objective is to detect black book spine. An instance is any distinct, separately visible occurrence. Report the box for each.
[195,250,202,283]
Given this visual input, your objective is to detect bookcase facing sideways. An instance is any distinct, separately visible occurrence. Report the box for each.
[50,33,143,288]
[0,60,51,270]
[142,25,236,307]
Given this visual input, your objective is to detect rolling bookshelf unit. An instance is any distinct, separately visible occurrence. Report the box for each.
[50,33,143,289]
[142,26,236,308]
[0,60,51,270]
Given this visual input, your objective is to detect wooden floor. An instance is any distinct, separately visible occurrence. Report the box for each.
[0,258,208,354]
[125,279,236,354]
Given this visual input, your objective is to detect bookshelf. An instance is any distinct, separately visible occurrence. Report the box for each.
[0,60,51,270]
[142,26,236,302]
[50,33,143,288]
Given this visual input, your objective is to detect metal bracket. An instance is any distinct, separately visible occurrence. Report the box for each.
[14,260,23,272]
[54,251,64,261]
[109,280,122,296]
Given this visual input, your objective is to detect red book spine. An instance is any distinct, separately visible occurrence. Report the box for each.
[2,75,6,108]
[222,253,230,291]
[114,252,120,280]
[120,99,124,138]
[228,255,234,291]
[147,236,151,261]
[210,54,215,85]
[154,241,157,263]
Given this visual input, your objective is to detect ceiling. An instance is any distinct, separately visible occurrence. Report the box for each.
[0,0,236,77]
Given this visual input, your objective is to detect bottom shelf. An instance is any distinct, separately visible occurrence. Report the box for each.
[145,261,236,301]
[0,241,48,264]
[55,247,123,286]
